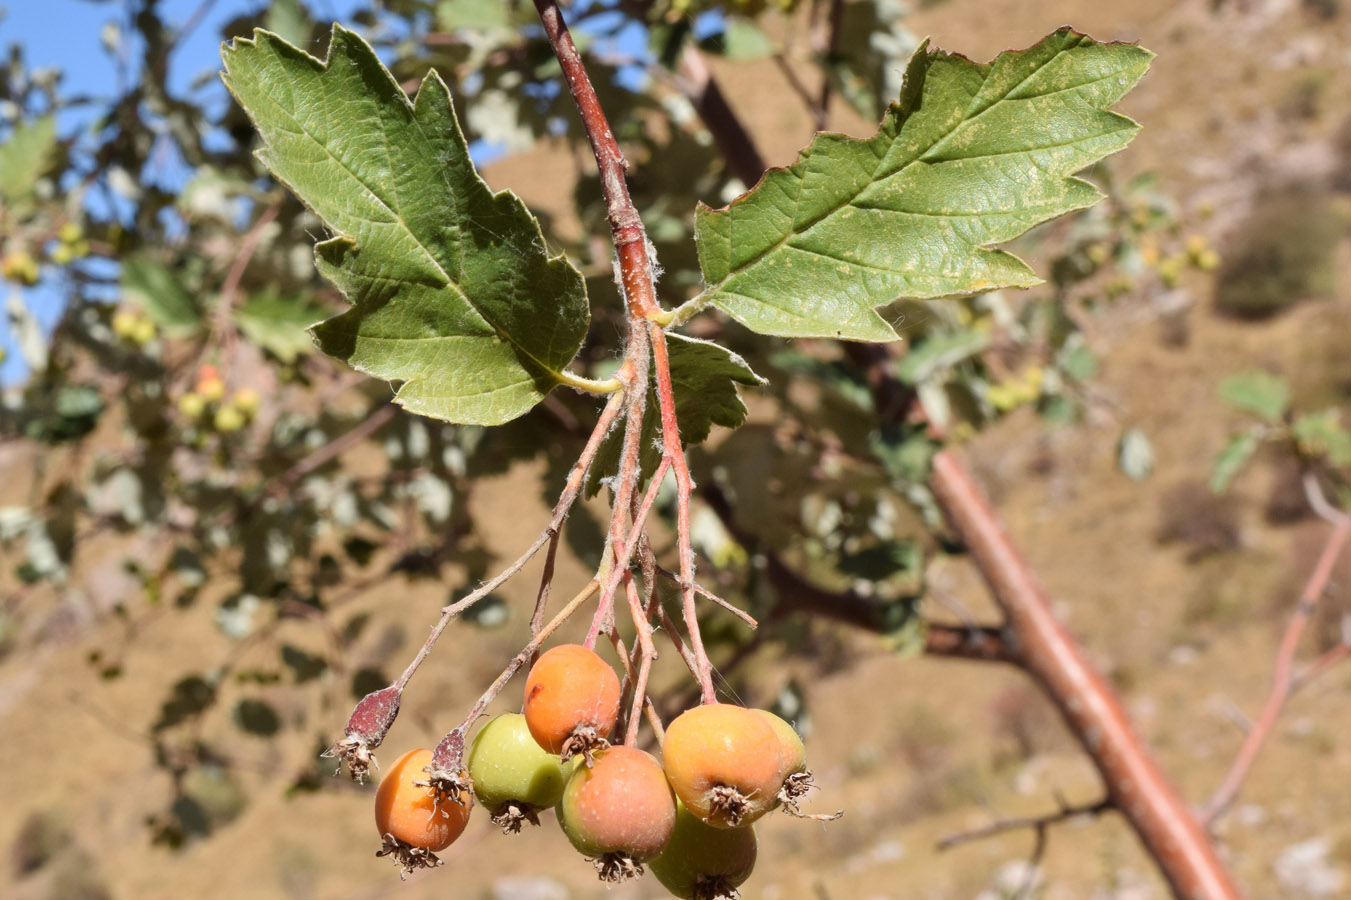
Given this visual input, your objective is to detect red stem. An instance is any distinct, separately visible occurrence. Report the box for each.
[1202,516,1351,824]
[648,323,717,704]
[930,448,1244,900]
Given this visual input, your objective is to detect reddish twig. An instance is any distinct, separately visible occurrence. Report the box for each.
[584,340,650,649]
[453,579,599,735]
[1202,513,1350,825]
[216,202,280,369]
[529,393,625,658]
[393,390,624,692]
[1291,634,1351,692]
[585,455,672,648]
[278,403,398,487]
[623,572,658,746]
[533,0,717,705]
[654,565,757,628]
[648,324,717,704]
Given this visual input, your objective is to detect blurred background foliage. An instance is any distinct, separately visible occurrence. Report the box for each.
[1,1,1350,898]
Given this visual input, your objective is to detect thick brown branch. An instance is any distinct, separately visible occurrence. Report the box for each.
[674,46,766,187]
[930,449,1243,900]
[698,483,1017,662]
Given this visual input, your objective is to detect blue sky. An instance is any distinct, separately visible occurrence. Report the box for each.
[0,0,366,385]
[0,0,657,386]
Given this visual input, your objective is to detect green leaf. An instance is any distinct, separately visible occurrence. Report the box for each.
[692,29,1152,340]
[895,329,989,383]
[121,256,202,335]
[1292,411,1351,467]
[221,26,591,425]
[233,291,326,362]
[587,334,764,496]
[0,117,58,218]
[1211,432,1260,493]
[1218,370,1289,424]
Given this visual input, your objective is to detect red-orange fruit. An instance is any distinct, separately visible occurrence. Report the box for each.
[558,745,677,881]
[662,703,784,828]
[523,644,621,755]
[374,748,472,851]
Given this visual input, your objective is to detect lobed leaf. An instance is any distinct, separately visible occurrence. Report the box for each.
[692,28,1153,340]
[221,25,590,425]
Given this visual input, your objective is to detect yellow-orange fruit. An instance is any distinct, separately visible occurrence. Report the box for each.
[374,748,472,850]
[754,709,806,779]
[523,644,621,754]
[662,703,783,828]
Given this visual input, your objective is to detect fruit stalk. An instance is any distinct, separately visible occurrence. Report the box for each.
[532,0,719,705]
[393,388,625,694]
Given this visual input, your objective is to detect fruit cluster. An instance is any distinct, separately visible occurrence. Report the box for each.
[177,364,260,433]
[370,643,830,898]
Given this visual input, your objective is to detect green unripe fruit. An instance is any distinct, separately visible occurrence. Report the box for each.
[58,222,83,244]
[650,803,757,900]
[213,404,246,433]
[468,713,569,832]
[178,392,207,420]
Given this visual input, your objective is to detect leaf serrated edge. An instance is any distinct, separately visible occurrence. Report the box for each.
[673,28,1155,336]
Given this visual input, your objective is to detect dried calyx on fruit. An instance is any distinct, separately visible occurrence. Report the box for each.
[557,745,677,882]
[662,703,785,828]
[415,729,476,806]
[650,802,758,900]
[467,713,570,833]
[374,748,473,878]
[524,643,621,763]
[325,684,401,782]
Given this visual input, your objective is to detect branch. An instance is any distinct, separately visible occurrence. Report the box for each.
[393,390,625,693]
[937,794,1112,851]
[216,202,281,368]
[698,482,1017,662]
[530,0,661,321]
[812,0,846,129]
[1202,514,1351,825]
[277,402,398,487]
[673,46,766,186]
[929,448,1243,900]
